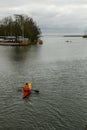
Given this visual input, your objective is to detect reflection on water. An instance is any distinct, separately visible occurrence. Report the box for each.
[0,37,87,130]
[9,46,29,62]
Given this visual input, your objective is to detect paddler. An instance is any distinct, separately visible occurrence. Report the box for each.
[23,83,32,92]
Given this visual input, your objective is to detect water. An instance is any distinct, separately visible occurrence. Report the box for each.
[0,36,87,129]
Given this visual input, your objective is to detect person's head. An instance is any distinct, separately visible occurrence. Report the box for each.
[26,83,28,85]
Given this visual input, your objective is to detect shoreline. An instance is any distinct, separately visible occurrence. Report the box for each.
[0,42,29,46]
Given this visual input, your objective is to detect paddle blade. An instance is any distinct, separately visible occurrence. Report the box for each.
[34,90,39,93]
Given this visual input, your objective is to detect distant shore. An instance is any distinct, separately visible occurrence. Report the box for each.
[42,34,84,37]
[63,35,82,37]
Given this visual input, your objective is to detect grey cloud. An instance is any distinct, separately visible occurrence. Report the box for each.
[0,0,87,34]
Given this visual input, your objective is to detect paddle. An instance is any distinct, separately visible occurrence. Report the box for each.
[18,88,39,93]
[33,90,39,93]
[28,82,39,93]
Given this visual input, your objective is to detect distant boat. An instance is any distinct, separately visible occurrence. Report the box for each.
[83,29,87,38]
[83,35,87,38]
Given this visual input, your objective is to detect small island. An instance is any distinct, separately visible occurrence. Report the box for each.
[0,14,43,46]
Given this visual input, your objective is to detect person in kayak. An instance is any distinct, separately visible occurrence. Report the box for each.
[23,82,32,98]
[23,83,31,92]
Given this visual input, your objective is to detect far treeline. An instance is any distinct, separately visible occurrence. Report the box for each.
[0,14,42,44]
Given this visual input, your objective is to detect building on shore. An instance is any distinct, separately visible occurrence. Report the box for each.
[0,36,29,45]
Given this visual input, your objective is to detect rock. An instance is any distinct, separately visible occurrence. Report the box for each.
[37,39,43,44]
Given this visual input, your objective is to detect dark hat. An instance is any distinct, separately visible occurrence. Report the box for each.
[26,83,28,85]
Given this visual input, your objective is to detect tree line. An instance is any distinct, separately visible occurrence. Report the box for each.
[0,14,41,44]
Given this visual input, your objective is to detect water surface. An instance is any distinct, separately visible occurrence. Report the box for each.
[0,36,87,130]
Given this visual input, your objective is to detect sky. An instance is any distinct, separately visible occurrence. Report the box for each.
[0,0,87,34]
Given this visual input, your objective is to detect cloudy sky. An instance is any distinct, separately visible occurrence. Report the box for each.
[0,0,87,34]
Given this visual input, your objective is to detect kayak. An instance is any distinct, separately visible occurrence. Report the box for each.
[23,82,32,98]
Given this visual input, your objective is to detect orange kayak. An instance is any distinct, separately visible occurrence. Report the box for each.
[23,90,31,98]
[23,82,32,98]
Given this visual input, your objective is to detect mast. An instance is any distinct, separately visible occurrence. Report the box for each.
[14,14,24,40]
